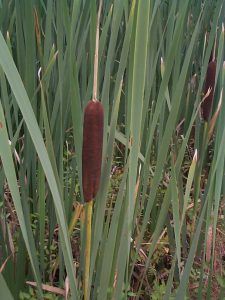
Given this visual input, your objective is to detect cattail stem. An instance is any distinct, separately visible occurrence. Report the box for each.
[92,0,103,101]
[84,200,93,300]
[83,2,103,299]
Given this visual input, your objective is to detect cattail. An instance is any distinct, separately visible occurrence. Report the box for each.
[82,100,104,202]
[201,60,216,121]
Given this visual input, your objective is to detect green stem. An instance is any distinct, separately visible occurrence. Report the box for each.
[84,200,93,300]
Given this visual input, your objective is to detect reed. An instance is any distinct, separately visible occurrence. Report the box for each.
[201,60,216,121]
[82,99,104,300]
[82,100,104,203]
[0,1,224,299]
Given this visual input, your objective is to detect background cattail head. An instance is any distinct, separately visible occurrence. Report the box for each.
[201,60,216,121]
[82,100,104,202]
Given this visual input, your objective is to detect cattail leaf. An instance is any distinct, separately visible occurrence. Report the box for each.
[0,31,79,299]
[0,273,14,300]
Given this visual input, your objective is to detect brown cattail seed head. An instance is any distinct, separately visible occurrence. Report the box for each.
[201,60,216,121]
[82,100,104,202]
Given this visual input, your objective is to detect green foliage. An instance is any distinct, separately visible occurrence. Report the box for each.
[0,0,225,299]
[19,287,61,300]
[151,281,167,300]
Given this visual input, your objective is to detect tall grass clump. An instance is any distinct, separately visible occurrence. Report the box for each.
[0,1,225,299]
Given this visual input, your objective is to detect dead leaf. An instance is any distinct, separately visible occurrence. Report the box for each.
[26,281,65,296]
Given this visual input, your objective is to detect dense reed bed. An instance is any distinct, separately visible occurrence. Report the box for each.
[0,1,225,299]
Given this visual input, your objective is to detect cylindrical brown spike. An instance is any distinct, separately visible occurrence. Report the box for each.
[201,60,216,121]
[82,100,104,202]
